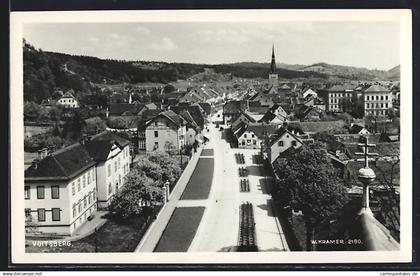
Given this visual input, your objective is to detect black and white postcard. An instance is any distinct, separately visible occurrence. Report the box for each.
[10,9,412,264]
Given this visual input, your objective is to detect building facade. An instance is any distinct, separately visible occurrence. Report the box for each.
[145,110,186,152]
[361,85,393,116]
[57,90,79,108]
[24,144,97,235]
[85,131,131,209]
[326,84,355,112]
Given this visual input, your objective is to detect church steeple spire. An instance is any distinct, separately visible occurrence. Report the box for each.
[270,44,276,74]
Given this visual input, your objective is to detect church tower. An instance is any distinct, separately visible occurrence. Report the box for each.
[268,45,279,87]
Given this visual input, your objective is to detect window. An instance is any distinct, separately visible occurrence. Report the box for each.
[78,202,82,213]
[155,121,158,126]
[77,179,81,191]
[108,183,112,195]
[36,186,45,199]
[251,134,255,138]
[154,131,159,138]
[278,141,284,147]
[25,208,31,218]
[24,186,30,199]
[51,186,60,199]
[386,95,388,100]
[83,175,86,188]
[87,172,91,184]
[253,140,257,145]
[92,170,95,182]
[72,182,75,195]
[108,164,111,176]
[114,161,117,172]
[73,205,76,218]
[242,141,245,146]
[37,209,46,222]
[83,197,87,208]
[154,142,159,149]
[118,158,121,169]
[88,193,92,204]
[292,141,297,147]
[244,134,247,138]
[52,208,60,221]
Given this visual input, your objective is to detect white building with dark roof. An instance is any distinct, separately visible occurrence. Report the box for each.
[24,143,97,235]
[85,131,131,209]
[57,90,79,108]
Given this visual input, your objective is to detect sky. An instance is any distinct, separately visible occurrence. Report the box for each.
[23,22,400,70]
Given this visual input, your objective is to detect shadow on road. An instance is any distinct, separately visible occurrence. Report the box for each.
[256,199,274,217]
[221,128,237,148]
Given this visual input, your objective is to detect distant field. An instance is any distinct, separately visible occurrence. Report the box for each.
[180,157,214,200]
[24,125,52,138]
[154,207,205,252]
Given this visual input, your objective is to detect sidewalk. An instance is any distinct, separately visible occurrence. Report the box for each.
[135,146,204,252]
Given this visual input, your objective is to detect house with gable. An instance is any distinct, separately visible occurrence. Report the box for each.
[144,110,186,152]
[234,123,277,149]
[85,131,131,209]
[222,101,248,124]
[264,127,304,163]
[230,111,257,130]
[57,90,79,108]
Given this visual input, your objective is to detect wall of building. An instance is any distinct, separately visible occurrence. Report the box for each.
[238,131,261,149]
[327,92,353,112]
[97,144,131,209]
[363,92,393,116]
[270,134,302,163]
[25,166,97,236]
[145,118,186,151]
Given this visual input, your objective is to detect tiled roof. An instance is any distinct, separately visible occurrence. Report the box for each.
[197,102,212,115]
[170,105,205,129]
[25,143,95,181]
[223,101,248,114]
[109,103,145,116]
[231,111,257,125]
[147,110,185,128]
[61,89,76,99]
[85,131,130,161]
[362,84,390,93]
[268,127,303,147]
[328,84,355,92]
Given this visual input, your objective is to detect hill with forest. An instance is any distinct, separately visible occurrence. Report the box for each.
[23,39,398,104]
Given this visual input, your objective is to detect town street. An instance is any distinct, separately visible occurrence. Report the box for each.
[188,122,289,251]
[136,117,289,252]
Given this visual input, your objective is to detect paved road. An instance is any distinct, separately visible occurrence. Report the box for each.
[136,121,289,252]
[188,124,289,252]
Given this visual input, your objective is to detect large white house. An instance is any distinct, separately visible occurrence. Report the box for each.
[144,110,187,152]
[57,90,79,108]
[85,131,131,209]
[24,143,97,235]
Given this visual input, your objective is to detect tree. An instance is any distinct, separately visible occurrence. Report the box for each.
[273,142,348,251]
[84,117,107,135]
[24,102,41,121]
[163,84,176,94]
[108,170,163,221]
[339,98,353,113]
